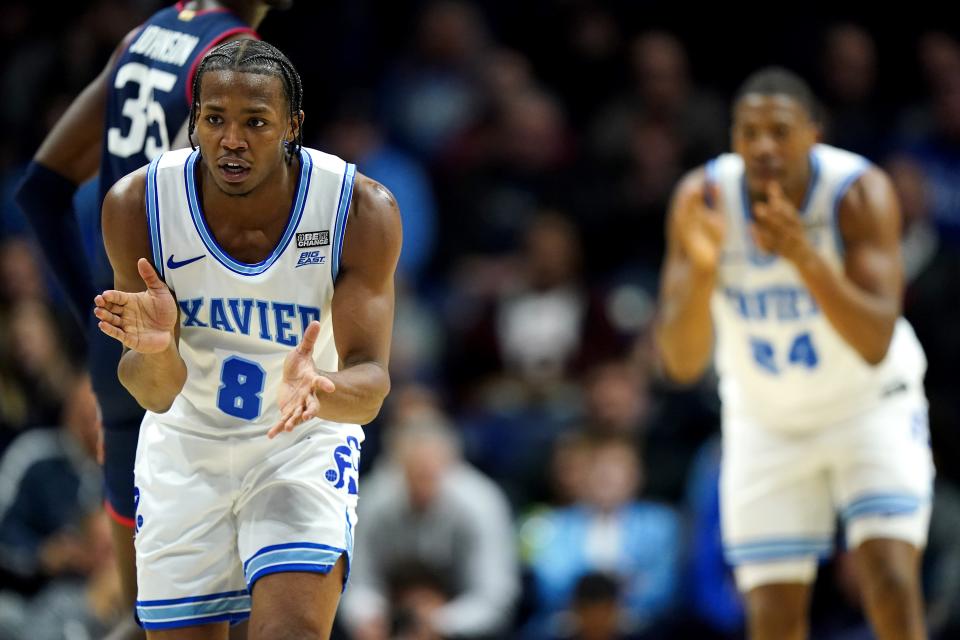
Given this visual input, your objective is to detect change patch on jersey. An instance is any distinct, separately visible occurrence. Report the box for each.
[296,231,330,248]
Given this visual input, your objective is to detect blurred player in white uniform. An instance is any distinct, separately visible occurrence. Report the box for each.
[94,39,401,638]
[656,67,933,640]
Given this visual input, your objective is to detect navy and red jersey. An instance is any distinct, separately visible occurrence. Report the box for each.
[89,2,257,430]
[98,1,258,220]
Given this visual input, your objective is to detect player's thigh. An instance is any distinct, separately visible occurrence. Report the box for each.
[236,427,360,591]
[721,414,834,591]
[135,419,250,631]
[744,582,811,621]
[831,392,934,550]
[248,558,347,640]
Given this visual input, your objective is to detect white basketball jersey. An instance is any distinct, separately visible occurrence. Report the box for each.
[143,147,362,439]
[709,143,926,431]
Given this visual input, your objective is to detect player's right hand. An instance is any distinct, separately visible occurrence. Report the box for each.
[676,181,725,274]
[94,258,178,353]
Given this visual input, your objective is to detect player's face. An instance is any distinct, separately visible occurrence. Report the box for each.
[732,94,819,197]
[194,70,298,197]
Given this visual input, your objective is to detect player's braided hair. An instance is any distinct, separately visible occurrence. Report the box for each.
[188,39,303,163]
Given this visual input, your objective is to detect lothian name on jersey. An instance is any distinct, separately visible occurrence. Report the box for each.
[178,297,321,346]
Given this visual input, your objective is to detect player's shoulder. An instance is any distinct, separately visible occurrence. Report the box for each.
[104,165,149,219]
[812,142,871,171]
[838,162,896,220]
[673,148,740,201]
[354,173,399,215]
[333,170,402,276]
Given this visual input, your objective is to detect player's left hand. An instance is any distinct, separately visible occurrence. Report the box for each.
[269,320,336,438]
[751,181,814,265]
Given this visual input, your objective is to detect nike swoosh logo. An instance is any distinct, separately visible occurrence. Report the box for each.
[166,254,206,269]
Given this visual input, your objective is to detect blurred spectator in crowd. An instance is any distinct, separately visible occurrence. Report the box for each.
[323,99,439,287]
[341,399,519,639]
[582,32,725,274]
[818,23,887,160]
[379,0,490,161]
[0,509,124,640]
[887,155,940,284]
[381,561,451,640]
[0,1,142,159]
[388,281,447,388]
[590,31,726,173]
[436,87,576,268]
[889,152,960,486]
[895,32,960,249]
[924,478,960,638]
[543,572,645,640]
[580,358,701,503]
[450,212,620,501]
[450,211,618,394]
[0,373,100,591]
[0,238,47,308]
[0,298,76,446]
[580,359,650,441]
[524,435,681,636]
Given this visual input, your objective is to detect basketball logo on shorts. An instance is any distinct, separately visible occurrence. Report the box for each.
[134,486,143,533]
[325,436,360,495]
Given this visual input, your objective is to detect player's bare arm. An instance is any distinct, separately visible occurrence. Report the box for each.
[269,174,402,437]
[14,31,138,325]
[33,30,137,181]
[97,168,187,413]
[655,167,725,384]
[753,167,902,364]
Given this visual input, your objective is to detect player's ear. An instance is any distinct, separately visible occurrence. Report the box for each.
[810,122,823,145]
[287,110,304,143]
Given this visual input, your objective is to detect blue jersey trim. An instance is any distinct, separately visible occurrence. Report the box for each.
[145,155,164,280]
[136,589,248,607]
[244,548,344,583]
[830,162,870,256]
[137,594,250,623]
[331,163,357,282]
[242,541,347,572]
[184,148,313,275]
[140,612,250,630]
[704,159,718,208]
[725,536,833,564]
[798,151,821,216]
[247,561,338,590]
[841,491,924,521]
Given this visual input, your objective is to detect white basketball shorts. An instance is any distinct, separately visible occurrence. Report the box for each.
[721,388,934,592]
[132,416,362,631]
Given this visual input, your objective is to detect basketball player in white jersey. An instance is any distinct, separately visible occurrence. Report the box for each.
[92,39,400,638]
[656,67,933,640]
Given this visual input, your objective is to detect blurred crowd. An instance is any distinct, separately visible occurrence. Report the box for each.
[2,2,960,639]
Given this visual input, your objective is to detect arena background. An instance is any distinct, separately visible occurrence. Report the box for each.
[1,1,960,638]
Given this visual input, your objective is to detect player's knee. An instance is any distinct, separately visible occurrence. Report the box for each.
[252,615,327,640]
[861,557,919,603]
[856,540,921,604]
[746,586,807,637]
